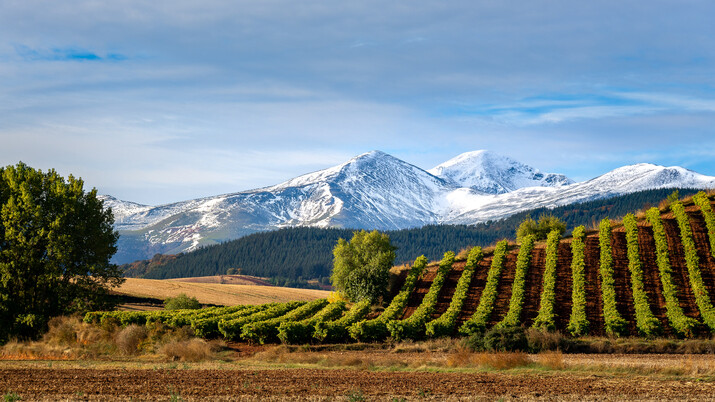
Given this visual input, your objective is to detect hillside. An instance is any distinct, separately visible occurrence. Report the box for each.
[114,278,330,307]
[398,191,715,337]
[122,188,701,282]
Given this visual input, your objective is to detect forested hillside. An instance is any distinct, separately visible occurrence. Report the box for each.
[121,188,699,283]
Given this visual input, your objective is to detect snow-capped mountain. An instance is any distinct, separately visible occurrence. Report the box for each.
[428,150,572,193]
[105,150,715,264]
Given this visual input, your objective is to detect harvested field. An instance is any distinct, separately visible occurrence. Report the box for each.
[168,275,273,286]
[115,278,330,306]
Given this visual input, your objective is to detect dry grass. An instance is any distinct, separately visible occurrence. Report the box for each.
[446,349,531,369]
[117,277,330,306]
[159,338,215,362]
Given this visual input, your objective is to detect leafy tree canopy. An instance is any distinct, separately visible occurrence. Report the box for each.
[516,214,566,243]
[164,293,201,310]
[331,230,396,303]
[0,162,122,342]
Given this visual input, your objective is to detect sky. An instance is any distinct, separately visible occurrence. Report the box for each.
[1,1,715,205]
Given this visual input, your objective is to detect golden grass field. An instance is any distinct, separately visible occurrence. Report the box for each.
[116,277,331,306]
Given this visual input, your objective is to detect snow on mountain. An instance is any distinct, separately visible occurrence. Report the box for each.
[442,163,715,224]
[104,151,715,264]
[428,150,572,194]
[105,151,454,263]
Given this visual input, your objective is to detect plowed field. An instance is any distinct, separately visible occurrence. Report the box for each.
[2,362,714,401]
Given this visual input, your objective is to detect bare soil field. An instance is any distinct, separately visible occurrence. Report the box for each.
[2,348,715,401]
[115,278,330,306]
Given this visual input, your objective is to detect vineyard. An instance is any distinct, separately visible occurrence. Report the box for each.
[86,192,715,342]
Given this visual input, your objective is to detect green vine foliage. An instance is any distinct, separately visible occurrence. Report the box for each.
[313,299,371,343]
[348,256,428,342]
[623,214,661,337]
[459,240,509,335]
[277,301,347,344]
[191,305,266,338]
[425,247,484,338]
[218,301,305,341]
[241,299,329,344]
[598,219,627,336]
[387,252,456,341]
[532,230,561,331]
[566,226,589,336]
[671,201,715,331]
[646,208,699,337]
[693,192,715,260]
[495,235,535,329]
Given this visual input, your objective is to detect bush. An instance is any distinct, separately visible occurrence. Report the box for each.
[646,207,699,337]
[516,214,566,243]
[598,219,628,336]
[468,326,529,352]
[348,256,427,342]
[114,325,148,355]
[459,240,509,336]
[164,294,201,310]
[314,299,371,343]
[387,251,455,341]
[671,201,715,331]
[495,235,535,329]
[693,191,715,259]
[426,247,483,338]
[623,214,661,337]
[532,229,562,331]
[566,226,589,336]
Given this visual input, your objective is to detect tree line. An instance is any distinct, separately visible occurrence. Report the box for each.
[121,188,700,283]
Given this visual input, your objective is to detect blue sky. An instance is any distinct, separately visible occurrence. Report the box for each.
[1,1,714,205]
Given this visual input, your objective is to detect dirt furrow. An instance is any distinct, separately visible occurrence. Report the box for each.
[637,224,672,336]
[611,229,639,336]
[583,234,605,336]
[522,246,546,327]
[456,255,491,325]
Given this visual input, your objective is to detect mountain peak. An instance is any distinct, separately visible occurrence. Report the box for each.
[429,150,573,194]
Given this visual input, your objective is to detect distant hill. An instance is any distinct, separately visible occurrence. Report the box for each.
[121,188,700,284]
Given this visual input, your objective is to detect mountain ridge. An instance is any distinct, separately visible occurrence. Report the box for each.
[104,150,715,263]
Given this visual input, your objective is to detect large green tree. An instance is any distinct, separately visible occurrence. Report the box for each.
[331,230,396,303]
[0,162,122,342]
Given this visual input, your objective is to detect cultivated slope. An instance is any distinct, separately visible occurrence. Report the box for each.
[402,193,715,337]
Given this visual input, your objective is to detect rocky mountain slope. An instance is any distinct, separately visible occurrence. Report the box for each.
[104,150,715,263]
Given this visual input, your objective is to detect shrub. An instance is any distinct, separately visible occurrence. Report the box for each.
[277,301,346,344]
[566,226,589,336]
[426,247,483,338]
[470,326,529,352]
[516,214,566,243]
[114,324,148,355]
[241,299,329,344]
[532,230,562,331]
[218,301,305,341]
[192,304,267,338]
[693,191,715,259]
[315,299,371,343]
[348,256,427,342]
[671,201,715,331]
[459,240,509,335]
[387,251,455,341]
[495,235,535,329]
[623,214,661,337]
[164,294,201,310]
[646,208,699,337]
[598,219,628,336]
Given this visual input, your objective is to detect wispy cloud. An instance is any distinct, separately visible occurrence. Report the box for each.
[14,45,127,62]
